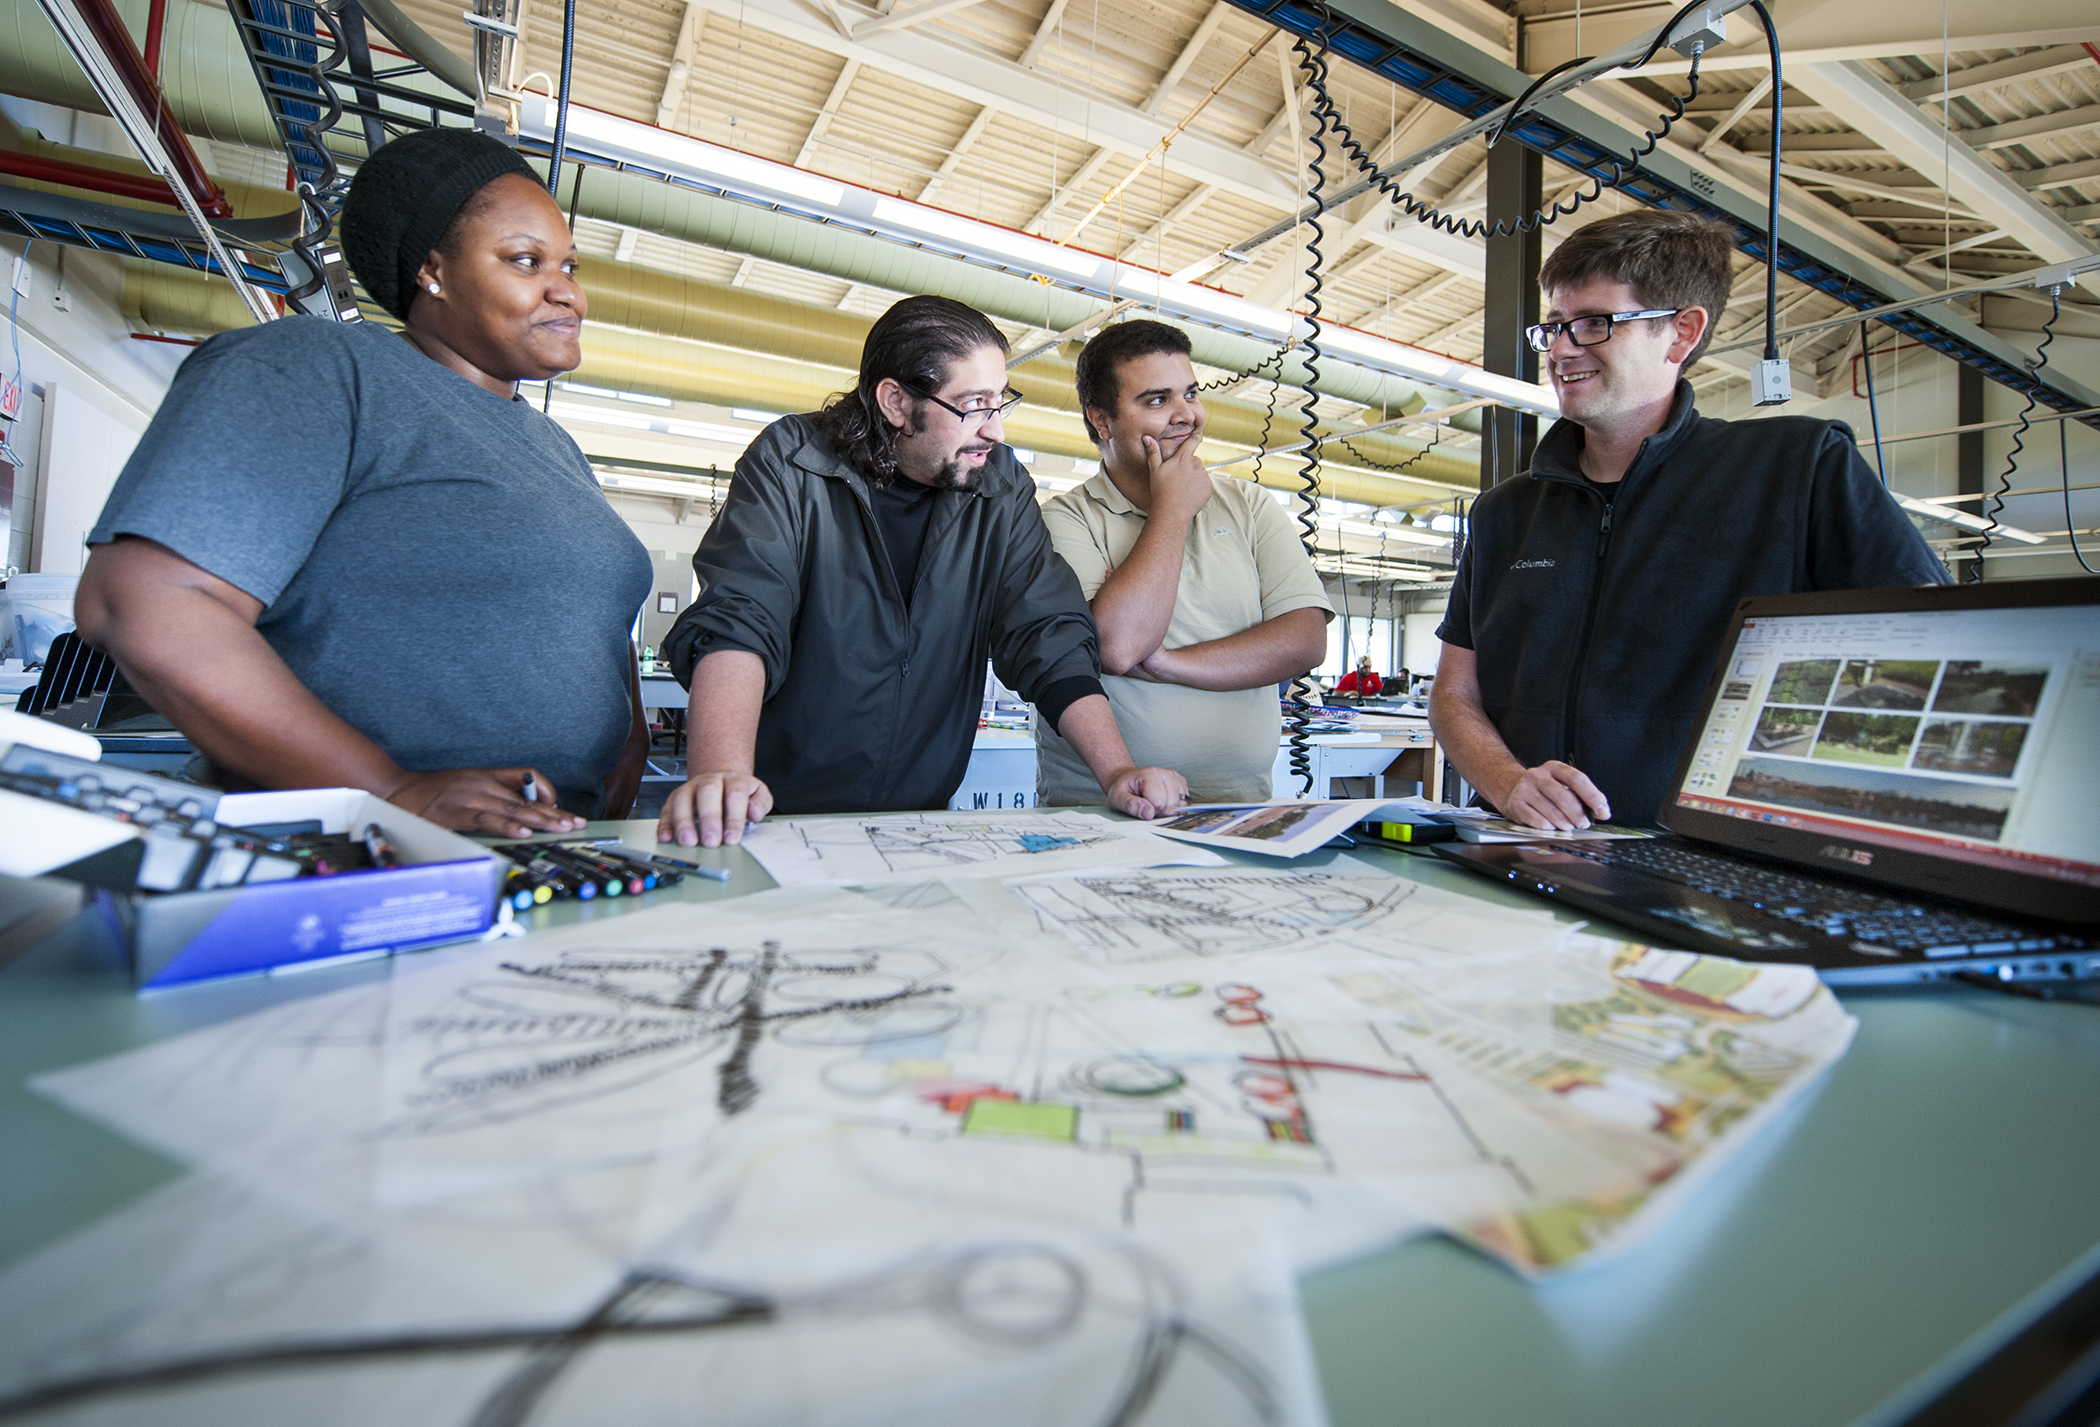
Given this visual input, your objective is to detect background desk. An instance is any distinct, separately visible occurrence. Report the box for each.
[956,720,1443,810]
[2,824,2095,1426]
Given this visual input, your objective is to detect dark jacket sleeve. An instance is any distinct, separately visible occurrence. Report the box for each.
[1806,422,1952,590]
[663,428,807,693]
[985,485,1102,704]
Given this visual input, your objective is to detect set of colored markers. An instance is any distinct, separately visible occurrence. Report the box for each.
[489,839,727,909]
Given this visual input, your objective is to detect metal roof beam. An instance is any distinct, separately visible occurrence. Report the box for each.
[793,58,862,166]
[1788,61,2100,300]
[1899,45,2100,106]
[914,105,994,203]
[1960,104,2100,153]
[1143,1,1233,116]
[1219,0,2100,415]
[692,0,1301,210]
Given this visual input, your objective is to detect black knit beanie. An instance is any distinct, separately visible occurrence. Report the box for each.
[339,128,540,320]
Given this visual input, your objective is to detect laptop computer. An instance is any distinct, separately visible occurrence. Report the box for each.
[1434,577,2100,986]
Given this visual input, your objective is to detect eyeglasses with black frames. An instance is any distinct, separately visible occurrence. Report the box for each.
[1524,309,1682,354]
[905,382,1026,425]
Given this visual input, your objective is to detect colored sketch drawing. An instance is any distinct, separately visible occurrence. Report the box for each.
[1006,861,1564,966]
[738,809,1226,886]
[1331,936,1855,1272]
[5,883,1858,1422]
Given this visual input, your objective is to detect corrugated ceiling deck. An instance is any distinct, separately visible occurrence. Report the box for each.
[373,0,2096,400]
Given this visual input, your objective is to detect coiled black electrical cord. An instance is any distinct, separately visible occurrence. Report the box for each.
[263,0,354,306]
[1748,0,1782,365]
[545,0,578,195]
[1318,0,1788,369]
[1321,9,1707,243]
[1974,286,2060,581]
[1339,422,1443,475]
[1859,322,1889,487]
[2065,414,2097,574]
[1284,27,1337,798]
[1198,347,1286,392]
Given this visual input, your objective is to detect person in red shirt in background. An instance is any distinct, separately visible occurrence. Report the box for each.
[1336,655,1383,698]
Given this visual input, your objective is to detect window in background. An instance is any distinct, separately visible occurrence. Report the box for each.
[1317,616,1395,681]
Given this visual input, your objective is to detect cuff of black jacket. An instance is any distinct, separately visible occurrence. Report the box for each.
[1036,675,1106,734]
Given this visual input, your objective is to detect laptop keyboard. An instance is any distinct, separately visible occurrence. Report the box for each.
[1571,841,2090,958]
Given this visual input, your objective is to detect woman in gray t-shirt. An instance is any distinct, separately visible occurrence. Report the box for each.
[77,129,652,836]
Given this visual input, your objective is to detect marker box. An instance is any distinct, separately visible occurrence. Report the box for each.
[93,788,503,989]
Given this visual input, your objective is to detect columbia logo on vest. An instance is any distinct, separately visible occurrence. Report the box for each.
[1510,558,1556,570]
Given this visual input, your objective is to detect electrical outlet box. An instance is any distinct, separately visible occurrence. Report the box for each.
[1753,357,1792,407]
[319,246,361,322]
[1667,4,1731,57]
[284,243,365,322]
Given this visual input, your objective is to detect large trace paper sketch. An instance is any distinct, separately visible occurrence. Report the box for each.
[736,810,1226,887]
[2,861,1857,1425]
[997,861,1565,964]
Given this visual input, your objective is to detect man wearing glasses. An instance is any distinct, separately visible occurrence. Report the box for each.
[658,295,1190,846]
[1431,210,1943,831]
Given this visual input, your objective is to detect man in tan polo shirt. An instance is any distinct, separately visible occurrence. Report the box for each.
[1035,320,1332,804]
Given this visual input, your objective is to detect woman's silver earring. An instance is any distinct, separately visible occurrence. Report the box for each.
[426,282,440,295]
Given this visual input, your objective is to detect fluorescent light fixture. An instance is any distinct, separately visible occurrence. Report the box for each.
[1071,459,1100,476]
[536,101,846,209]
[731,408,776,425]
[521,102,1557,420]
[1009,448,1037,464]
[1159,279,1293,339]
[871,198,1098,280]
[598,472,722,499]
[564,381,673,408]
[550,400,656,431]
[1322,515,1450,548]
[1894,493,2046,544]
[666,419,761,446]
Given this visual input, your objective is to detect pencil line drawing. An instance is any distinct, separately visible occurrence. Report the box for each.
[737,811,1222,886]
[0,1242,1280,1427]
[393,940,955,1132]
[1017,869,1419,961]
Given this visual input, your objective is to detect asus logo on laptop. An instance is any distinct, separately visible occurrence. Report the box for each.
[1819,844,1874,867]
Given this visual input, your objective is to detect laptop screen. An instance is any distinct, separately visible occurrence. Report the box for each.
[1671,595,2100,896]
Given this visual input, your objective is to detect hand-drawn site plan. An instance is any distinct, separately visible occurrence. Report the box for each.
[0,829,1856,1426]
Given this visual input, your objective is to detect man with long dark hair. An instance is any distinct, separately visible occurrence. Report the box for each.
[658,296,1189,846]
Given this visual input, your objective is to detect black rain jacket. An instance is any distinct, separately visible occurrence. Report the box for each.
[1439,381,1948,825]
[664,415,1101,814]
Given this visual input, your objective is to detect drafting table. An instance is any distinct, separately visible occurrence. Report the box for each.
[1,819,2095,1426]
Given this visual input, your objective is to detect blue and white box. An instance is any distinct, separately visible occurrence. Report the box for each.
[98,788,503,989]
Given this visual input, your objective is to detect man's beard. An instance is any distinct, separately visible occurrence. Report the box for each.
[923,446,991,490]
